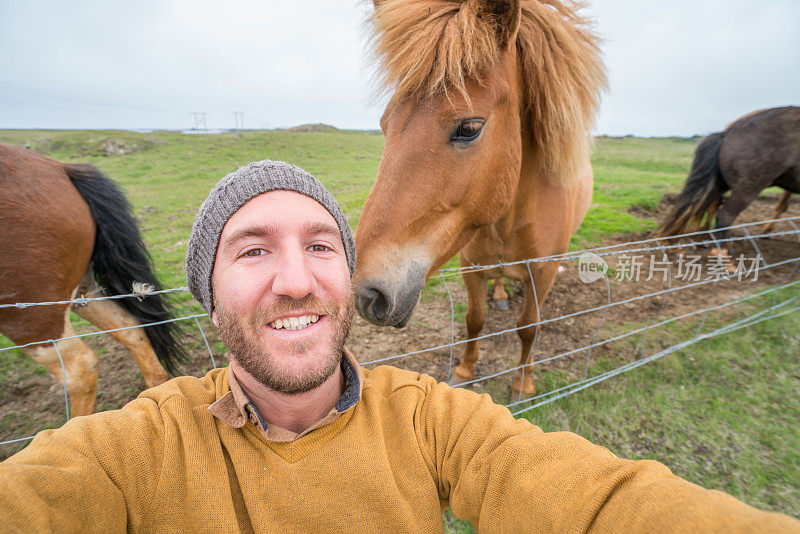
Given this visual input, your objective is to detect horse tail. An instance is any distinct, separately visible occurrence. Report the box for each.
[655,132,729,237]
[65,164,186,373]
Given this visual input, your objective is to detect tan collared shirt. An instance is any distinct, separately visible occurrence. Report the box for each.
[207,348,363,442]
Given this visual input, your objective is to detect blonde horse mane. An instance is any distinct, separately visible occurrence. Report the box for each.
[366,0,606,177]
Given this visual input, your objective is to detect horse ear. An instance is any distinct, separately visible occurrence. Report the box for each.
[468,0,521,49]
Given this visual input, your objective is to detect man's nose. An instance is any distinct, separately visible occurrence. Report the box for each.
[271,249,318,299]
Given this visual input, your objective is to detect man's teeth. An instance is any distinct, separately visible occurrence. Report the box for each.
[270,315,320,331]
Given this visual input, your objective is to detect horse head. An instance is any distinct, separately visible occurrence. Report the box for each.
[355,0,524,327]
[355,0,604,328]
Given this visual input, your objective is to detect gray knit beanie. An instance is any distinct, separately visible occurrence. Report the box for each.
[186,160,356,312]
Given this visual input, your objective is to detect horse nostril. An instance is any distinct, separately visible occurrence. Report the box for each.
[357,286,391,323]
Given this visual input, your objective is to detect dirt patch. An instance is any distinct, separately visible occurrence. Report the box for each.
[2,193,798,459]
[100,139,143,156]
[20,136,152,158]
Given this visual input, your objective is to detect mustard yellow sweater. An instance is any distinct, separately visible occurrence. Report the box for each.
[1,366,797,533]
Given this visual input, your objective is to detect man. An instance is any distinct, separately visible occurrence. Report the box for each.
[0,160,798,533]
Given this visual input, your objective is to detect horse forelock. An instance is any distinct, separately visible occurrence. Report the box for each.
[366,0,606,179]
[366,0,501,104]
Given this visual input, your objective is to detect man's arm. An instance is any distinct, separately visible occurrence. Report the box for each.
[0,397,166,533]
[416,379,800,533]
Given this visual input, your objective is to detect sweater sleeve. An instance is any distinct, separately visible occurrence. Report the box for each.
[0,396,166,533]
[416,379,800,533]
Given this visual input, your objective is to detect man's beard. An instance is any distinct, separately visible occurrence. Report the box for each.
[215,292,355,395]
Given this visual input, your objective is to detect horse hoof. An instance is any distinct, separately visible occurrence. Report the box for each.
[511,381,536,397]
[447,373,474,387]
[493,298,510,311]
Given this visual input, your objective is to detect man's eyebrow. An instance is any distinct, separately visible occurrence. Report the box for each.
[303,221,341,239]
[221,225,280,250]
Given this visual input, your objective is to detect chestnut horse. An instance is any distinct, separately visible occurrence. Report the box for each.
[354,0,605,394]
[656,106,800,257]
[0,143,184,416]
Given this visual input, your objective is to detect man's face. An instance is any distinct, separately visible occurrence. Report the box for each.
[211,190,354,395]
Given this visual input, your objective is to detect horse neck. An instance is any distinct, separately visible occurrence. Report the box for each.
[479,50,591,246]
[492,134,544,238]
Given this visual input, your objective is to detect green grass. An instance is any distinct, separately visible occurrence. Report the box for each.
[442,292,800,531]
[574,136,698,247]
[523,293,800,517]
[1,129,798,527]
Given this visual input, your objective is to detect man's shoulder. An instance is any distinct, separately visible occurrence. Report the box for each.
[356,364,522,439]
[361,364,437,398]
[359,364,484,406]
[137,367,227,408]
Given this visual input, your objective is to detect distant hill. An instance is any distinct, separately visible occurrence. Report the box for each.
[284,123,339,133]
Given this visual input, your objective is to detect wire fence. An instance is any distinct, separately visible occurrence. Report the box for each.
[2,216,799,449]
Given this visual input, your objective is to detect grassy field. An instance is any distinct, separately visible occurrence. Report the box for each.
[1,129,798,527]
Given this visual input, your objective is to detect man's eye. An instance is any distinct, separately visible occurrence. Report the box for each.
[309,244,330,252]
[243,249,263,257]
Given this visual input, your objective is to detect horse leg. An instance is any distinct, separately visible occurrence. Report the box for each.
[762,191,791,234]
[491,278,509,311]
[73,298,170,388]
[449,269,488,385]
[72,269,170,388]
[710,189,761,272]
[512,261,559,396]
[23,314,99,416]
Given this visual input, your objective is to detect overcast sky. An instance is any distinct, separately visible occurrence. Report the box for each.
[1,0,798,136]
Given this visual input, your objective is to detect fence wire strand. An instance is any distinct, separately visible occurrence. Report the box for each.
[0,287,189,310]
[509,298,800,416]
[455,279,800,389]
[52,342,70,421]
[194,317,217,369]
[437,275,456,382]
[363,255,800,367]
[583,267,612,379]
[2,218,799,449]
[506,289,800,411]
[439,223,800,278]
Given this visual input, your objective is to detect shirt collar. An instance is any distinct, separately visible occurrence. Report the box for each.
[336,349,361,412]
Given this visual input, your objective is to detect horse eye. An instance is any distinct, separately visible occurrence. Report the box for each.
[452,120,485,143]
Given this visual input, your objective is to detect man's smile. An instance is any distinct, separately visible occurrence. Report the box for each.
[268,314,322,331]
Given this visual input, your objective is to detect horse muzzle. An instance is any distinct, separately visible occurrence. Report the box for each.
[354,262,427,328]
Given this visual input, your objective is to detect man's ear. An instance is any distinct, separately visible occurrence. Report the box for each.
[211,310,219,327]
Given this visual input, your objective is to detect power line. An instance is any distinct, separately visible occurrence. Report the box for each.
[1,81,256,130]
[0,81,190,116]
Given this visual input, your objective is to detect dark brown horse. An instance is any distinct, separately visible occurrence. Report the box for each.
[656,106,800,257]
[0,143,184,416]
[354,0,605,394]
